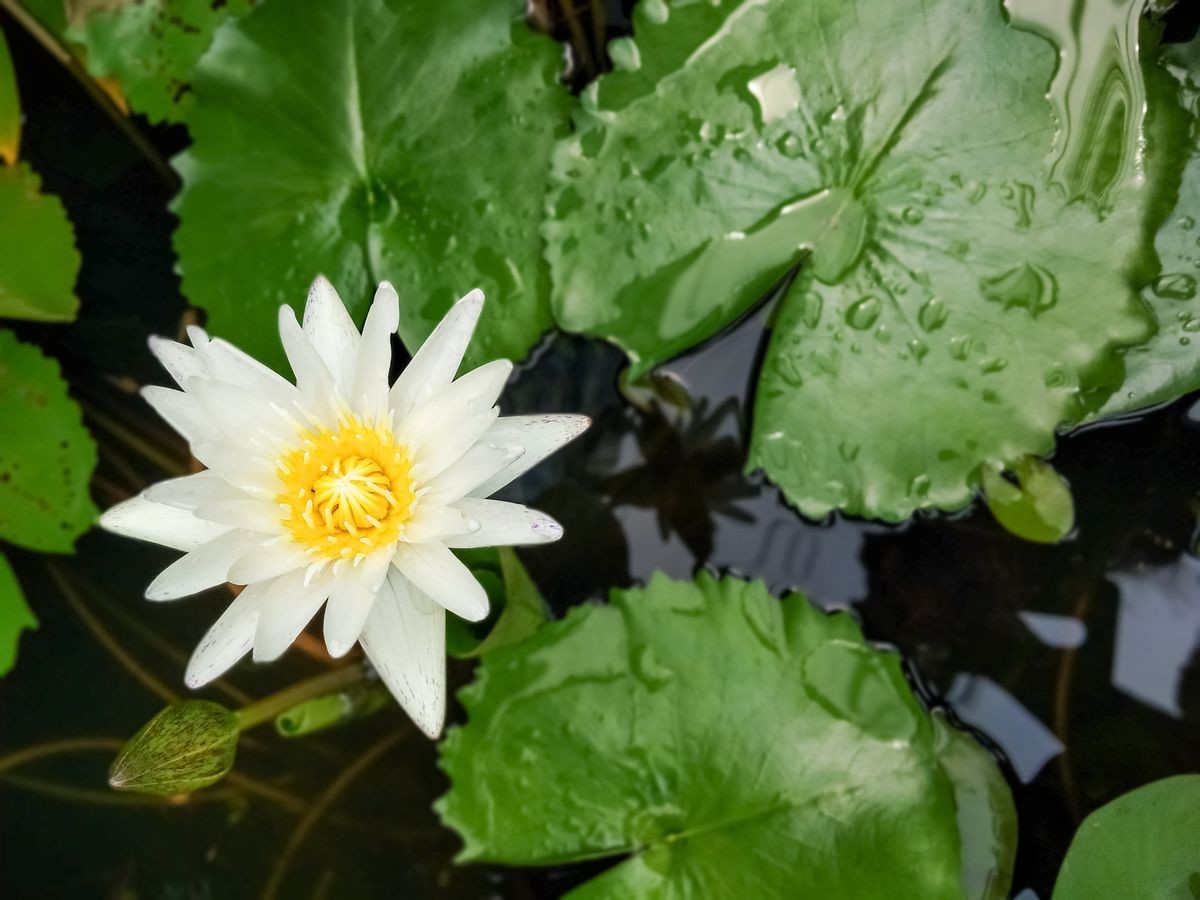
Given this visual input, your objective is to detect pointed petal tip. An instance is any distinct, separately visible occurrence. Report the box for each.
[459,287,485,306]
[185,325,209,348]
[414,710,445,740]
[532,512,564,543]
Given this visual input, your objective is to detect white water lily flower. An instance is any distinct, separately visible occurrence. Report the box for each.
[99,277,587,737]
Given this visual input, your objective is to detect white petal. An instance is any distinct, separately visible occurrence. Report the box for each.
[350,282,399,420]
[184,581,269,688]
[395,358,512,463]
[148,336,204,388]
[193,498,285,534]
[199,337,299,409]
[443,499,563,549]
[141,386,208,445]
[359,572,446,738]
[227,538,307,585]
[252,568,329,662]
[469,414,591,498]
[420,441,523,505]
[392,541,488,621]
[303,275,360,390]
[186,325,210,348]
[100,495,231,551]
[143,471,247,510]
[278,305,340,422]
[389,288,484,418]
[402,502,476,544]
[323,551,390,657]
[186,378,293,449]
[145,529,259,601]
[189,439,276,491]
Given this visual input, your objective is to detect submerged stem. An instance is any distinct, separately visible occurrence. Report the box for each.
[0,736,121,776]
[46,564,179,704]
[259,731,404,900]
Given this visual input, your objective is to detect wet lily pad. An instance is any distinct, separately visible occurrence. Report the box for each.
[1101,34,1200,418]
[0,553,37,677]
[173,0,571,373]
[0,330,97,551]
[437,573,1015,898]
[69,0,254,125]
[1053,775,1200,900]
[546,0,1174,521]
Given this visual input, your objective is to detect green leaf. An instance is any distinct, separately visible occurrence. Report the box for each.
[0,552,37,677]
[1052,775,1200,900]
[0,31,19,165]
[437,573,1015,899]
[1100,34,1200,418]
[68,0,254,126]
[173,0,572,374]
[109,700,240,795]
[981,456,1074,544]
[0,163,80,322]
[0,329,97,551]
[447,547,548,659]
[546,0,1173,522]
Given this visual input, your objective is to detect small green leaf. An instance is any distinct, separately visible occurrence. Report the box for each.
[0,330,97,551]
[1053,775,1200,900]
[438,573,1015,898]
[981,457,1074,544]
[68,0,254,126]
[0,553,37,677]
[0,31,20,165]
[0,164,80,322]
[108,700,239,795]
[173,0,572,374]
[274,682,391,738]
[448,548,548,659]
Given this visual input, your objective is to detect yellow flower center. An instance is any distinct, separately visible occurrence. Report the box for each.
[276,413,415,560]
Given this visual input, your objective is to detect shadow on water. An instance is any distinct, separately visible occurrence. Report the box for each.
[2,2,1200,899]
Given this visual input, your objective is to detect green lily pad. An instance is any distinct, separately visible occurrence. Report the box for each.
[0,552,37,677]
[0,162,80,323]
[173,0,572,373]
[437,573,1015,899]
[68,0,254,125]
[1101,34,1200,418]
[1053,775,1200,900]
[0,330,97,551]
[546,0,1177,521]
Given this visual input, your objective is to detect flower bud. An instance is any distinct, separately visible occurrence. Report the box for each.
[108,700,239,795]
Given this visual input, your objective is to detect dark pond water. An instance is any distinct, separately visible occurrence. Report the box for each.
[3,4,1200,898]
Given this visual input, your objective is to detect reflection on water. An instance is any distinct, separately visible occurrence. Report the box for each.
[946,674,1064,784]
[1111,556,1200,718]
[1019,611,1088,650]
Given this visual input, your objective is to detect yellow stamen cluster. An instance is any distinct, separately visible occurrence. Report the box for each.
[276,412,415,561]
